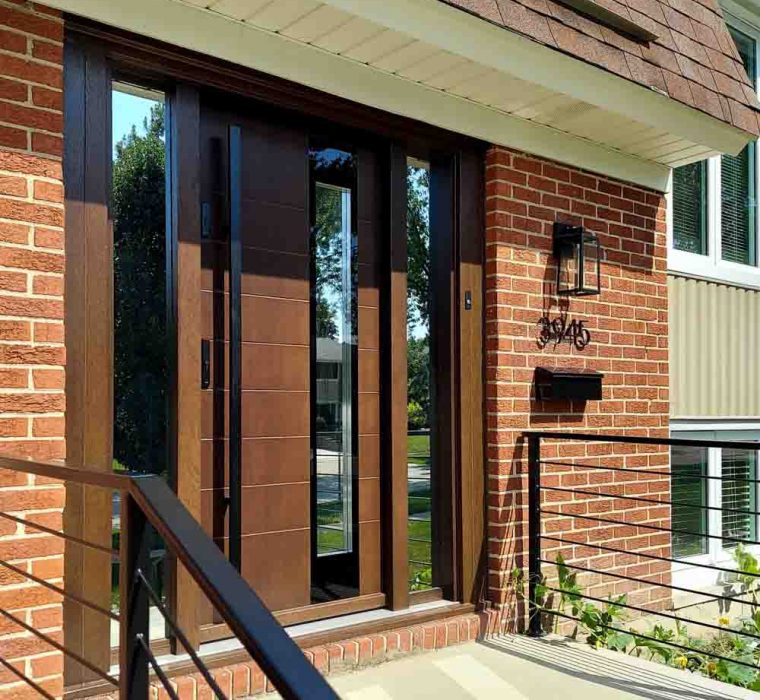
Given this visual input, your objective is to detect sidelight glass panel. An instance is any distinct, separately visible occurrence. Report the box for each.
[313,165,357,558]
[407,160,433,590]
[671,446,708,558]
[112,83,168,478]
[111,83,168,624]
[722,449,757,548]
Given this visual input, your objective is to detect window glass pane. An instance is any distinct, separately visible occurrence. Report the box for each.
[722,27,757,266]
[111,83,167,622]
[721,142,756,265]
[722,449,757,548]
[672,161,707,255]
[312,150,357,559]
[407,161,432,590]
[112,84,167,477]
[671,446,708,558]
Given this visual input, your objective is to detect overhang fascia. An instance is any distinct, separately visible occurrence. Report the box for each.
[46,0,672,190]
[321,0,753,157]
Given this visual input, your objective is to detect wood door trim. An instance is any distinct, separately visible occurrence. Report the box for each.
[382,143,409,610]
[429,155,458,601]
[168,83,202,649]
[456,151,486,606]
[63,38,113,687]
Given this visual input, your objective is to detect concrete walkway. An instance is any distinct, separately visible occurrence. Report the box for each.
[326,636,757,700]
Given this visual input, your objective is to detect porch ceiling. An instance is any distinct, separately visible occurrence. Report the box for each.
[46,0,757,189]
[178,0,749,170]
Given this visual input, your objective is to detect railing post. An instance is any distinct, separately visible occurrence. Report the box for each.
[120,490,151,700]
[527,435,544,637]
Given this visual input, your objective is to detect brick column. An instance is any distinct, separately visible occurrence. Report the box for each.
[484,147,670,633]
[0,1,65,697]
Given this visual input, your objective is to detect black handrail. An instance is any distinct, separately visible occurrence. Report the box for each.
[0,454,339,700]
[524,431,760,683]
[129,476,338,699]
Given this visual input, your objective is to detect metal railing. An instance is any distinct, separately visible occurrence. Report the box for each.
[0,454,338,699]
[524,431,760,683]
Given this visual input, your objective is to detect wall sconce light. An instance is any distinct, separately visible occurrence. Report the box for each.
[553,222,601,296]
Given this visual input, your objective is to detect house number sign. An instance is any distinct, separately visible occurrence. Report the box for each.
[537,314,591,350]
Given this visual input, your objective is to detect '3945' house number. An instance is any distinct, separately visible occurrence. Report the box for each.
[537,315,591,350]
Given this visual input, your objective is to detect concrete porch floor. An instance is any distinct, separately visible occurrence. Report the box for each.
[322,635,757,700]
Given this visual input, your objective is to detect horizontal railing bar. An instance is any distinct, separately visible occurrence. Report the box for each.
[541,459,760,486]
[408,537,432,544]
[525,431,760,450]
[0,607,118,686]
[0,454,130,490]
[541,534,760,579]
[0,558,118,621]
[137,635,183,700]
[540,507,760,548]
[129,476,338,700]
[0,655,56,700]
[136,569,227,699]
[541,484,760,519]
[538,559,760,619]
[0,511,117,557]
[542,608,760,671]
[541,584,760,643]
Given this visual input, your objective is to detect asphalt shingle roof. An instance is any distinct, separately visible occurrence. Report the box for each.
[441,0,760,135]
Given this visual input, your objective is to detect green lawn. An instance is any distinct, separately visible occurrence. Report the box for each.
[408,434,430,466]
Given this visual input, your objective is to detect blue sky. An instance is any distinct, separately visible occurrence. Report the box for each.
[112,89,161,153]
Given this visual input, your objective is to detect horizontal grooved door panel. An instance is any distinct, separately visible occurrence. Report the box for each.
[206,342,309,391]
[359,477,381,522]
[242,531,311,611]
[201,390,309,438]
[201,292,309,345]
[200,437,310,489]
[358,349,380,393]
[240,126,307,206]
[358,306,380,350]
[359,392,380,436]
[359,520,382,595]
[201,244,309,298]
[202,484,310,536]
[239,202,308,253]
[359,435,380,478]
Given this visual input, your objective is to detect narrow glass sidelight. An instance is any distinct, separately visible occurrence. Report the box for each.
[311,147,358,566]
[111,81,168,615]
[406,159,433,590]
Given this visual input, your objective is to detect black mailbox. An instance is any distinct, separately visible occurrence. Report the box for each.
[535,366,603,401]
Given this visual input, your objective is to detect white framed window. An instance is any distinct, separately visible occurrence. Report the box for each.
[668,9,760,289]
[670,421,760,590]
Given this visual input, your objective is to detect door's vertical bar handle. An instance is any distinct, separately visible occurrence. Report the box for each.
[200,339,210,390]
[228,124,243,572]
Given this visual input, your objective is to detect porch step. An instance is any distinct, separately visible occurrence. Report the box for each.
[321,636,756,700]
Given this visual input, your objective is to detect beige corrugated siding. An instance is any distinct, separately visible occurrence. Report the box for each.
[670,275,760,418]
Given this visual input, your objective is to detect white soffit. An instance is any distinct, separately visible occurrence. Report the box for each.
[46,0,754,191]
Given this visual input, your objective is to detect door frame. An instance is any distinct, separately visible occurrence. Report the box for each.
[63,16,485,664]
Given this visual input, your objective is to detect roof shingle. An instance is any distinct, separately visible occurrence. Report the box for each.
[441,0,760,135]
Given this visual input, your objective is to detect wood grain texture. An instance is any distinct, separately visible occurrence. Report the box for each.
[62,38,113,686]
[169,83,202,649]
[456,149,486,606]
[382,143,409,610]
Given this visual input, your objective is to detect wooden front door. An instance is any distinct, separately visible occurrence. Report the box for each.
[196,97,383,617]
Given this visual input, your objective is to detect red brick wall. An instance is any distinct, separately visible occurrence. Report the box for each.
[0,1,65,697]
[484,147,671,633]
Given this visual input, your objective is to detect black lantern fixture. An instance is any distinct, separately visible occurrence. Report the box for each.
[553,222,601,296]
